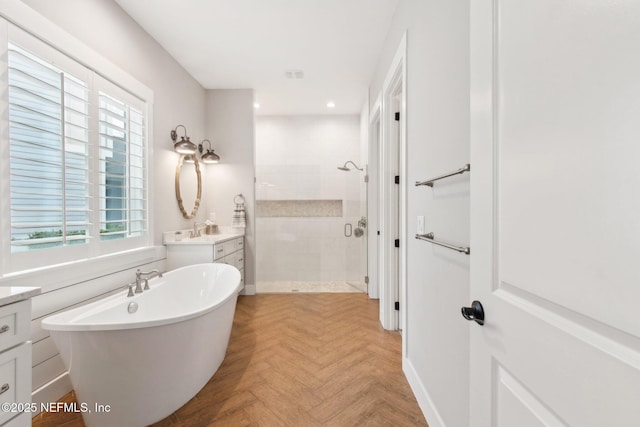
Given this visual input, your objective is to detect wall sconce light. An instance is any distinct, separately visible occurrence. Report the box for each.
[171,125,220,164]
[170,124,197,154]
[198,139,220,164]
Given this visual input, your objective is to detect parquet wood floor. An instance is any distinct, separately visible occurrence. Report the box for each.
[32,294,428,426]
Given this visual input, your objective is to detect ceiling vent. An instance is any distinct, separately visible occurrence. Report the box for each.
[284,70,304,79]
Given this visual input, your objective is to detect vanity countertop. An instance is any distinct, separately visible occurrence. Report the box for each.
[163,231,244,245]
[0,286,41,307]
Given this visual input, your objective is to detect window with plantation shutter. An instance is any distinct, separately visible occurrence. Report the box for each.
[98,91,147,241]
[8,43,90,252]
[2,24,151,274]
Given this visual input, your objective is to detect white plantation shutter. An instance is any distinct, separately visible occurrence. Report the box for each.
[129,108,146,237]
[8,43,90,252]
[2,24,151,273]
[98,90,147,240]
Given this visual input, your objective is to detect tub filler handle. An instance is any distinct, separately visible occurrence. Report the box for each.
[135,269,163,293]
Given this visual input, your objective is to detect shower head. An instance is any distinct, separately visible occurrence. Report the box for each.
[337,160,363,172]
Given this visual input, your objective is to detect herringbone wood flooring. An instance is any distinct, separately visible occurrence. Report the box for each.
[33,294,428,426]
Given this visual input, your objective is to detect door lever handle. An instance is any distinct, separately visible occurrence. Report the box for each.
[461,300,484,326]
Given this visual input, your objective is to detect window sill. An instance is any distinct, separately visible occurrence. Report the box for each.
[0,246,166,293]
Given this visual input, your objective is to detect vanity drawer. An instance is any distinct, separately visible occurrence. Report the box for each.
[213,243,226,260]
[0,300,30,352]
[0,343,31,425]
[234,250,245,270]
[215,240,238,261]
[222,239,237,254]
[217,250,244,270]
[235,237,244,250]
[219,251,237,266]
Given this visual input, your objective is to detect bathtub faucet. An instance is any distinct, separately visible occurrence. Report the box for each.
[126,283,135,297]
[135,269,163,293]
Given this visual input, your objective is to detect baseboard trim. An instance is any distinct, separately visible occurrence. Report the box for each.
[403,356,446,427]
[31,372,72,417]
[240,283,256,295]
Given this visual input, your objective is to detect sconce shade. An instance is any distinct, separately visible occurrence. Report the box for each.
[171,124,197,154]
[201,149,220,164]
[174,137,197,154]
[199,139,220,164]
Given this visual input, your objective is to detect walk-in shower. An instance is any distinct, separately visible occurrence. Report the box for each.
[255,116,368,294]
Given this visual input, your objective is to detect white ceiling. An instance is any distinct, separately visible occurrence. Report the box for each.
[114,0,399,115]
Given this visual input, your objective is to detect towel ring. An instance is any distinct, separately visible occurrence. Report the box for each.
[234,194,245,204]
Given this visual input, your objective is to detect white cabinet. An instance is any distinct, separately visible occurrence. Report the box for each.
[166,244,215,271]
[0,343,31,426]
[213,237,245,290]
[165,235,245,292]
[0,289,40,427]
[0,301,30,352]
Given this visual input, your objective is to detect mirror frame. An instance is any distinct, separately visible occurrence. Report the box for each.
[175,154,202,219]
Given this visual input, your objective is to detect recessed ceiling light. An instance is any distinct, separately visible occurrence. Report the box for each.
[254,102,260,109]
[327,102,335,108]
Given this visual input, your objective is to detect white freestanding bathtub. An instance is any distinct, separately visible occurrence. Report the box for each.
[42,263,241,427]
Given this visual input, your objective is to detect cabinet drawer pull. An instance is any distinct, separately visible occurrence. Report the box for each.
[217,248,224,253]
[238,258,243,262]
[0,383,9,394]
[0,325,9,334]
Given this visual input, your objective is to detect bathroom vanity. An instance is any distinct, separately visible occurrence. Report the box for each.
[0,287,40,426]
[164,232,245,292]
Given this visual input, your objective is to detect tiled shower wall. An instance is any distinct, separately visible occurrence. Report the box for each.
[255,116,366,285]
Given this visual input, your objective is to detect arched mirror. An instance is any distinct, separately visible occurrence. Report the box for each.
[175,154,202,219]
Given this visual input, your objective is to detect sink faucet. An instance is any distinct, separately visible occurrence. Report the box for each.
[190,222,204,238]
[135,269,163,293]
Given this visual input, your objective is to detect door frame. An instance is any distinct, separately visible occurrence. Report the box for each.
[367,94,381,300]
[469,1,494,422]
[379,33,407,331]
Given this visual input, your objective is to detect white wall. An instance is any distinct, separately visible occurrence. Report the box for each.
[3,0,208,410]
[255,115,366,284]
[205,89,256,291]
[369,0,470,426]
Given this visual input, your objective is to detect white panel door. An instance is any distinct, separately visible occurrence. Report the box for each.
[470,1,640,426]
